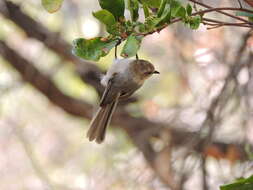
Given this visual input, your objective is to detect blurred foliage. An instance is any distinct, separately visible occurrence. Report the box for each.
[0,0,253,190]
[41,0,64,13]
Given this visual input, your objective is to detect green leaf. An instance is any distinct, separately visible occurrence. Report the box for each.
[142,2,150,18]
[188,15,201,29]
[140,0,162,8]
[225,184,253,190]
[245,144,253,160]
[154,5,171,27]
[121,35,143,58]
[220,175,253,190]
[186,3,192,16]
[93,10,116,26]
[170,0,181,16]
[92,10,117,34]
[245,175,253,183]
[140,16,160,32]
[98,0,125,20]
[41,0,63,13]
[221,183,253,190]
[128,0,139,21]
[177,7,186,18]
[73,37,118,61]
[157,0,168,17]
[236,11,253,18]
[170,0,186,19]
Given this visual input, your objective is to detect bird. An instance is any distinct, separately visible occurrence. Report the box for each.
[87,58,159,143]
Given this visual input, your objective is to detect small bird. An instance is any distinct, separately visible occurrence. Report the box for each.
[87,58,159,143]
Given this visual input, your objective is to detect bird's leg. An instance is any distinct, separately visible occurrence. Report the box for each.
[114,39,121,59]
[115,46,118,59]
[136,53,139,60]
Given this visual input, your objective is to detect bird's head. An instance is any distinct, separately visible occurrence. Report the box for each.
[131,59,159,83]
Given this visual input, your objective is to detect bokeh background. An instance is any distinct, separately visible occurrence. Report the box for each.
[0,0,253,190]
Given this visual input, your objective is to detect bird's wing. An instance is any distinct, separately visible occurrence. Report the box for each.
[119,90,135,100]
[99,73,120,107]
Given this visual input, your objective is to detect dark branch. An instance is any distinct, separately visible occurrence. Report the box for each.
[0,0,103,94]
[0,40,93,118]
[0,0,138,104]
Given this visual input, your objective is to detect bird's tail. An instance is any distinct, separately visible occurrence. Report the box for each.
[87,97,119,143]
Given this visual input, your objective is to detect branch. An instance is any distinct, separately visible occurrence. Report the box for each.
[0,40,93,118]
[244,0,253,8]
[0,3,177,187]
[139,4,253,36]
[201,155,208,190]
[0,0,104,94]
[188,0,252,23]
[0,0,138,104]
[197,30,253,154]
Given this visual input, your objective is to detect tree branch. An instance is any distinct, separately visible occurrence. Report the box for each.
[0,0,104,94]
[244,0,253,8]
[188,0,253,23]
[0,0,140,105]
[139,4,253,36]
[0,40,93,118]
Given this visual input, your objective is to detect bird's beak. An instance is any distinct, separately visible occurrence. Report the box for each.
[153,70,160,74]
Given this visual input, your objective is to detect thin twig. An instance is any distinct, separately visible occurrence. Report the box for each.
[188,0,251,23]
[138,6,253,36]
[202,18,251,29]
[203,18,249,25]
[238,0,243,8]
[206,23,252,30]
[201,156,208,190]
[192,7,253,15]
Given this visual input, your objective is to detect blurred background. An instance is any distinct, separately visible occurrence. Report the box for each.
[0,0,252,190]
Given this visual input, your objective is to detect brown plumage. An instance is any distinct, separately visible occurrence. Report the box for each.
[87,59,159,143]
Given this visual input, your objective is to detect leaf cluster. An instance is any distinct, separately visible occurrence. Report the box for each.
[41,0,253,62]
[72,0,202,61]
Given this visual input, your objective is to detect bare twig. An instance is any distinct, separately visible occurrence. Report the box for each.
[200,30,251,146]
[201,156,208,190]
[237,0,243,8]
[244,0,253,8]
[188,0,252,23]
[0,0,103,93]
[138,4,253,36]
